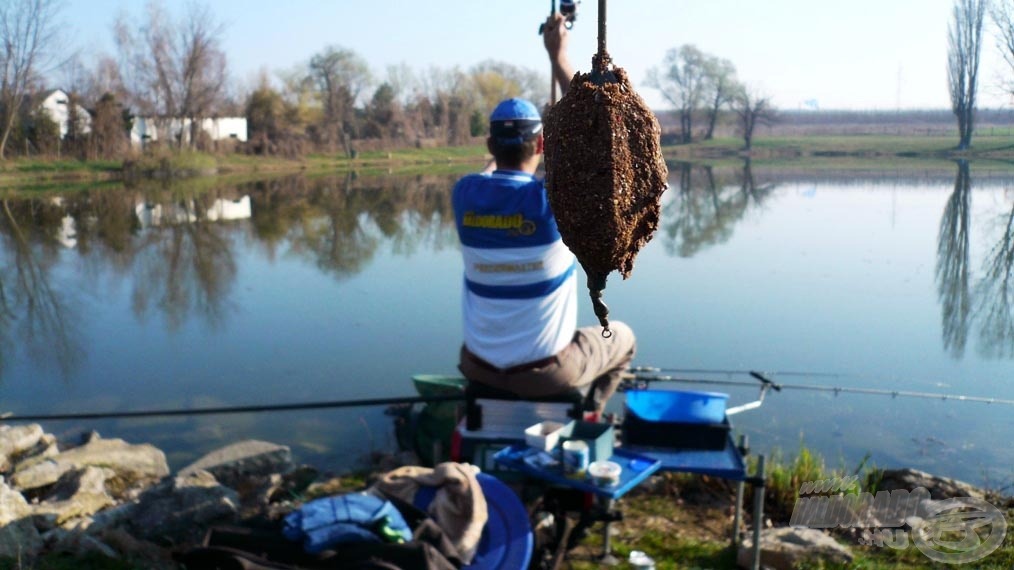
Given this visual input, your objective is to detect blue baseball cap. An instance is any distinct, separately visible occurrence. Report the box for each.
[489,98,542,145]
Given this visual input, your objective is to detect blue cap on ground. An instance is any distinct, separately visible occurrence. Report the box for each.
[489,98,542,145]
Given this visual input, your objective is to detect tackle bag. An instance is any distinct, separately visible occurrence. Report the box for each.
[282,493,412,553]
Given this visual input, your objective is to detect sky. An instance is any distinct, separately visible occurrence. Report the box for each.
[60,0,1013,111]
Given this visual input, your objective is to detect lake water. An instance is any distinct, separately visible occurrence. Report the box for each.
[1,162,1011,485]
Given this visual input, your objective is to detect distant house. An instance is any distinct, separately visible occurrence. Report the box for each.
[130,116,248,148]
[37,89,91,138]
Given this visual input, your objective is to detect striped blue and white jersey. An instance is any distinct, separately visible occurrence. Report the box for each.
[453,169,577,368]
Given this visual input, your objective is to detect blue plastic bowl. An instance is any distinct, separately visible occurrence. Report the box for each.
[413,473,532,570]
[625,389,729,424]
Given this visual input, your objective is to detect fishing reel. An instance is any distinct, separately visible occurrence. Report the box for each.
[560,0,578,28]
[539,0,579,34]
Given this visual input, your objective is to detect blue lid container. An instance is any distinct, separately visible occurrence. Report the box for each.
[625,389,729,424]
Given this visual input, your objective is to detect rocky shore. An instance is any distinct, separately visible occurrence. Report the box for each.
[0,424,313,568]
[0,423,1005,569]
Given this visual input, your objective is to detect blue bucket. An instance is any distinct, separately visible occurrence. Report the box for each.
[625,389,729,424]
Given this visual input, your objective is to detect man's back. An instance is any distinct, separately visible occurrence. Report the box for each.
[454,92,635,413]
[453,170,577,369]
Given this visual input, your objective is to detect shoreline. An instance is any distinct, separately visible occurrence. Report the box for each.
[0,422,1010,569]
[2,134,1014,190]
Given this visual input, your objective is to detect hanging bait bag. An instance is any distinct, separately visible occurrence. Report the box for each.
[543,62,668,336]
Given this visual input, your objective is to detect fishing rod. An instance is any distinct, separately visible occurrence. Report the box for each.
[632,366,843,379]
[4,366,1009,423]
[0,395,466,423]
[629,371,1014,407]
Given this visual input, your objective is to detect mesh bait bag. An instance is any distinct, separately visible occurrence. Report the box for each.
[544,64,668,335]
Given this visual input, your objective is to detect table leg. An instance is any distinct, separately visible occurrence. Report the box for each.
[551,516,576,570]
[600,497,619,565]
[751,455,766,570]
[733,479,744,547]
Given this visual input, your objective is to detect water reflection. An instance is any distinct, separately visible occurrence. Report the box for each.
[935,161,1014,359]
[974,185,1014,358]
[248,173,456,279]
[0,199,82,381]
[0,173,459,377]
[130,196,239,331]
[937,161,972,358]
[662,160,777,257]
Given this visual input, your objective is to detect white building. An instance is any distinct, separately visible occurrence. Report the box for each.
[38,89,91,138]
[130,116,248,148]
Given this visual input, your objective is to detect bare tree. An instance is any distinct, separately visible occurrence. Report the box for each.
[991,0,1014,96]
[411,65,472,144]
[385,63,418,107]
[307,45,371,155]
[0,0,61,159]
[115,0,228,149]
[177,4,227,148]
[948,0,986,150]
[733,85,776,151]
[647,45,708,143]
[701,56,737,140]
[83,55,127,105]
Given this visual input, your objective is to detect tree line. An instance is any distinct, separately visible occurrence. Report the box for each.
[646,45,776,150]
[3,0,1009,162]
[0,0,547,161]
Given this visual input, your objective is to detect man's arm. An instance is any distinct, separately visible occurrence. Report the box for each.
[543,14,575,94]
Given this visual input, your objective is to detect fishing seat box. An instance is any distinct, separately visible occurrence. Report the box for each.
[453,382,587,474]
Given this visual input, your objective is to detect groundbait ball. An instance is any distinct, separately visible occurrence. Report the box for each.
[544,66,668,335]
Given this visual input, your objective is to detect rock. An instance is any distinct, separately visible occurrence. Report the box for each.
[17,434,60,469]
[0,476,43,558]
[738,527,853,570]
[179,440,293,489]
[11,436,169,492]
[42,528,119,559]
[128,469,239,546]
[99,528,177,570]
[876,468,984,500]
[67,502,138,535]
[0,424,46,471]
[33,466,117,526]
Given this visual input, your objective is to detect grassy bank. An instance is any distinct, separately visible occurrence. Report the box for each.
[665,133,1014,161]
[2,133,1014,188]
[566,443,1014,569]
[0,145,489,190]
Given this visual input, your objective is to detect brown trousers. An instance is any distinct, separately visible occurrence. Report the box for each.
[458,322,636,414]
